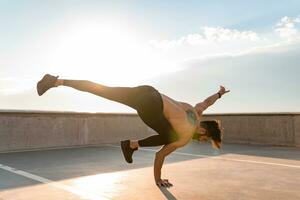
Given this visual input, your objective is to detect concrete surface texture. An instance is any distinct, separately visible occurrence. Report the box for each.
[0,111,300,152]
[0,142,299,200]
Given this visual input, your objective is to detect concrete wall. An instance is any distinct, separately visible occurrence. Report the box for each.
[0,111,299,152]
[202,113,300,147]
[0,111,151,152]
[293,115,300,147]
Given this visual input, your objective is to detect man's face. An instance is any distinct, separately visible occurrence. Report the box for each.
[196,125,210,142]
[198,132,209,142]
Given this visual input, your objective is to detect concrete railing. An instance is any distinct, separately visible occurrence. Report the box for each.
[202,113,300,147]
[0,111,299,152]
[0,111,151,153]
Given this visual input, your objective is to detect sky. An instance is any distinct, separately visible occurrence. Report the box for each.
[1,0,300,113]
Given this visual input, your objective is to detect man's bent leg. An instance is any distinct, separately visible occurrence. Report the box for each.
[137,135,167,147]
[121,135,166,164]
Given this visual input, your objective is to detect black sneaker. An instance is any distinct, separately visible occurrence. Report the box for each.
[121,140,138,163]
[37,74,59,96]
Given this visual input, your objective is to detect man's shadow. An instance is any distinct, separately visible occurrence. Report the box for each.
[158,186,177,200]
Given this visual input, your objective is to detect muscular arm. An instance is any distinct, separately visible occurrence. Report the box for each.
[195,93,220,112]
[196,86,230,112]
[154,141,184,181]
[203,93,220,107]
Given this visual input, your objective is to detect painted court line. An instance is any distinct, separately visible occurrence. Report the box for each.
[0,164,111,200]
[105,144,300,169]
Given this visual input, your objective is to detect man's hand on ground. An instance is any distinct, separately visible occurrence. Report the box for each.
[156,179,173,187]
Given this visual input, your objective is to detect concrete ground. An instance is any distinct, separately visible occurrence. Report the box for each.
[0,142,299,200]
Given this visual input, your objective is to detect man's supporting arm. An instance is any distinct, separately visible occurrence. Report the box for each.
[154,141,183,182]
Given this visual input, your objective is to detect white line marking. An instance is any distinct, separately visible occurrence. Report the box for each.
[105,144,300,169]
[0,164,111,200]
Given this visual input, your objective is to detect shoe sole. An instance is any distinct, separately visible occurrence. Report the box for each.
[121,140,133,163]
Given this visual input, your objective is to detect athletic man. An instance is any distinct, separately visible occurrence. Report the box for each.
[37,74,230,187]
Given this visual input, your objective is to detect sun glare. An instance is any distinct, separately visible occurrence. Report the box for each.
[47,19,177,86]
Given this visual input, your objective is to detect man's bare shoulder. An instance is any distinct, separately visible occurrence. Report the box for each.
[160,94,193,107]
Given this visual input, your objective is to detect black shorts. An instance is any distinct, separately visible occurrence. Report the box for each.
[135,86,179,144]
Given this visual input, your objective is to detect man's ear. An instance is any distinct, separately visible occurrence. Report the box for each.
[199,127,206,132]
[196,126,206,133]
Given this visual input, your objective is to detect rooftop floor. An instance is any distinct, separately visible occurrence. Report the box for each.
[0,142,299,200]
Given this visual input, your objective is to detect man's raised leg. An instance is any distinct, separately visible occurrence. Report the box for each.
[37,74,139,109]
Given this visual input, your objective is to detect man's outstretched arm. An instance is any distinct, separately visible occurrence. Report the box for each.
[196,85,230,112]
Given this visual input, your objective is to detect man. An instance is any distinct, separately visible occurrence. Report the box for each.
[37,74,230,187]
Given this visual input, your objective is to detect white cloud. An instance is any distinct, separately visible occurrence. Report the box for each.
[275,16,300,40]
[203,27,259,42]
[149,26,260,49]
[150,16,300,52]
[148,16,300,63]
